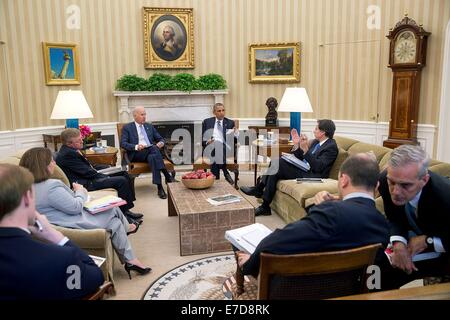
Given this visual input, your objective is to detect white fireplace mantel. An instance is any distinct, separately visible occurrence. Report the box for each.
[113,90,228,123]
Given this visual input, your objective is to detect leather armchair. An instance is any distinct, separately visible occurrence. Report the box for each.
[0,152,117,287]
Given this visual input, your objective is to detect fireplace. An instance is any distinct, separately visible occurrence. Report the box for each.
[113,90,229,164]
[153,121,200,165]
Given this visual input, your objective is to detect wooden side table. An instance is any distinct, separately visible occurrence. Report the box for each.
[83,147,118,166]
[252,140,294,185]
[43,132,101,152]
[43,134,62,152]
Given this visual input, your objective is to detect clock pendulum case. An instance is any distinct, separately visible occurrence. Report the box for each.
[383,15,431,149]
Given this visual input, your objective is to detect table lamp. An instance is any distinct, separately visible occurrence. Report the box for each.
[277,87,313,135]
[50,90,93,128]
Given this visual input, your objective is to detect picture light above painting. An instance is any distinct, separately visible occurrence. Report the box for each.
[248,42,300,83]
[42,42,80,85]
[143,7,195,69]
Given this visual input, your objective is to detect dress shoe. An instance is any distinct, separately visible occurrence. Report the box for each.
[240,186,263,198]
[224,173,234,185]
[158,187,167,199]
[124,211,143,220]
[255,205,271,216]
[124,263,152,279]
[165,175,177,183]
[126,222,140,235]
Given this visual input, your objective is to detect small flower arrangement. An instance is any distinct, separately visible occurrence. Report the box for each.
[79,125,93,143]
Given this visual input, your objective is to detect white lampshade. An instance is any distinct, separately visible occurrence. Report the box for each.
[277,87,314,113]
[50,90,94,120]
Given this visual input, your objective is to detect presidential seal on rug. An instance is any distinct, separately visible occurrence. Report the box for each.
[142,254,257,300]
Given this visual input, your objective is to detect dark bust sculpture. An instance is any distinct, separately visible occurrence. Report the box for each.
[265,97,279,127]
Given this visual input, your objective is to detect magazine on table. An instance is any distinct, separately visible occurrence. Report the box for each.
[225,223,273,254]
[281,152,310,172]
[207,194,241,206]
[84,195,127,214]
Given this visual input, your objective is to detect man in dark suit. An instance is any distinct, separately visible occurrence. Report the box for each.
[241,119,338,216]
[120,106,175,199]
[378,145,450,290]
[237,153,390,277]
[202,102,238,185]
[0,164,104,299]
[56,128,143,223]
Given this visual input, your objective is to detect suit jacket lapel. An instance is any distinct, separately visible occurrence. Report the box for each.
[145,124,154,144]
[131,123,139,144]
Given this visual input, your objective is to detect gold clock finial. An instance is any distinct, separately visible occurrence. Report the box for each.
[405,12,408,17]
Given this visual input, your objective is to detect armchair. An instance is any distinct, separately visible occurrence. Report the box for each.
[83,281,114,300]
[116,123,175,188]
[193,119,240,189]
[0,152,117,287]
[235,243,381,300]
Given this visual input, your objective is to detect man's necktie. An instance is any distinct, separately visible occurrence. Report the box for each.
[217,120,223,136]
[140,125,151,146]
[311,143,320,155]
[405,202,422,235]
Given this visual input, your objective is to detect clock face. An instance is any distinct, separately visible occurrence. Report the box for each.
[394,31,417,64]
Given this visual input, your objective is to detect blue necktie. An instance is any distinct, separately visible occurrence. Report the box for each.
[217,120,223,138]
[311,143,320,154]
[405,202,422,235]
[140,125,151,146]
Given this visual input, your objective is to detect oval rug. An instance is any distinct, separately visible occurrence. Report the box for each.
[142,254,255,300]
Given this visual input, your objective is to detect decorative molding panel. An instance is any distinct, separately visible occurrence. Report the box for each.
[0,120,437,160]
[113,90,228,123]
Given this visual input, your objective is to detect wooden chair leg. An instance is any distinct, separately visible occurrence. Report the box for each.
[233,168,239,190]
[234,252,245,297]
[130,176,136,197]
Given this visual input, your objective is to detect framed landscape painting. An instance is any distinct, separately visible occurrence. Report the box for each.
[42,42,80,85]
[143,7,194,69]
[248,42,300,83]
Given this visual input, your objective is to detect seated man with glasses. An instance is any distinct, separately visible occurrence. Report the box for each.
[378,144,450,290]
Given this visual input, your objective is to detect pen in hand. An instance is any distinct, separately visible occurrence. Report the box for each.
[34,219,43,232]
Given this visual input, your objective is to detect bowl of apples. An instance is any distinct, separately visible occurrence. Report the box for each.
[181,170,215,189]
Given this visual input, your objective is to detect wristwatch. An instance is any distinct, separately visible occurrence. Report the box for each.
[426,236,434,249]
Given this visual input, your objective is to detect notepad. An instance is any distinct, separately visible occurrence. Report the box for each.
[225,223,273,254]
[84,195,126,214]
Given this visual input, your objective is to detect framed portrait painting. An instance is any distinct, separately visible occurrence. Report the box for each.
[248,42,300,83]
[42,42,80,85]
[143,7,194,69]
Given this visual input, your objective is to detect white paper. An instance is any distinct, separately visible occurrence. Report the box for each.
[225,223,273,254]
[89,255,106,267]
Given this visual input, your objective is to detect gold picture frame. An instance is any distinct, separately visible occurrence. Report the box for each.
[143,7,194,69]
[248,42,300,83]
[42,42,80,85]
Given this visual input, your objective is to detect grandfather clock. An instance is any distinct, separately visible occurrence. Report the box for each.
[383,15,430,149]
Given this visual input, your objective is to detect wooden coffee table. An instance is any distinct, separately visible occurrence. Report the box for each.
[168,181,255,256]
[83,147,118,166]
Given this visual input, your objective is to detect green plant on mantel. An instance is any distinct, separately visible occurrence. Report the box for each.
[115,74,149,91]
[147,73,174,91]
[172,73,196,92]
[196,73,228,90]
[115,73,227,92]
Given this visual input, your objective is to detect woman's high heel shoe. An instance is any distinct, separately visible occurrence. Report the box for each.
[124,263,151,279]
[126,222,140,235]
